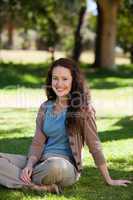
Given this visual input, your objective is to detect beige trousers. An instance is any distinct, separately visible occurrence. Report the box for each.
[0,153,78,189]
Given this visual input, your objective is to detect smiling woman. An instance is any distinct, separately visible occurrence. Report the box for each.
[52,66,72,99]
[0,58,131,194]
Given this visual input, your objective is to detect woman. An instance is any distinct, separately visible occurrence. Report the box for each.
[0,58,131,194]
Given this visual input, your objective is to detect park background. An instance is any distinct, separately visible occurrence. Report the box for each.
[0,0,133,200]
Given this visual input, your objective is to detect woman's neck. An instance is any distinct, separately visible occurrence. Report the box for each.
[55,97,68,108]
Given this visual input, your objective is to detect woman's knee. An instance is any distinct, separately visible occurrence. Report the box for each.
[47,157,70,175]
[47,158,76,186]
[33,157,76,185]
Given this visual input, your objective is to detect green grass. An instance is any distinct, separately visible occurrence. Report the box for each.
[0,62,50,88]
[0,109,133,200]
[0,62,133,116]
[0,62,133,199]
[0,62,133,105]
[0,62,133,89]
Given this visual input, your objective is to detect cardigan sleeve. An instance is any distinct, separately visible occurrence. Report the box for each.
[84,104,106,166]
[27,102,47,160]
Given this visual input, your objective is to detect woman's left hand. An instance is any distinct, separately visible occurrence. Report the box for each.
[107,179,132,187]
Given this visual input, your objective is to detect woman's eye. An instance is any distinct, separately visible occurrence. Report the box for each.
[52,77,67,81]
[52,77,58,80]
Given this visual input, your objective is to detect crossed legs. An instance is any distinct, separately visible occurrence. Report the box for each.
[0,153,77,193]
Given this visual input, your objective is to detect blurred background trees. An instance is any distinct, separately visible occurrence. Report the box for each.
[93,0,121,68]
[0,0,132,68]
[117,0,133,63]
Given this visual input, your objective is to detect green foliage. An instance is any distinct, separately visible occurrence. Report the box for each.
[53,0,84,51]
[0,0,60,49]
[117,0,133,60]
[35,17,59,49]
[0,0,87,51]
[87,14,97,33]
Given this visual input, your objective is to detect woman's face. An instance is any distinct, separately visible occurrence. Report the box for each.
[52,66,72,98]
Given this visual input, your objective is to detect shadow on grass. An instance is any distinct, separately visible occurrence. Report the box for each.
[0,116,132,152]
[0,137,32,154]
[99,116,133,142]
[0,135,132,200]
[82,64,133,89]
[0,161,132,200]
[0,62,133,89]
[0,62,49,88]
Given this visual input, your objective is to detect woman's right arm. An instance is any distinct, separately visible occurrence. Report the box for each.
[20,102,47,184]
[84,104,131,186]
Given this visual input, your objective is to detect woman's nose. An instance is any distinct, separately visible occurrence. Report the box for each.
[56,80,63,87]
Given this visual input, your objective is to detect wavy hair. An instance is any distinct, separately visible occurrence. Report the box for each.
[45,58,91,144]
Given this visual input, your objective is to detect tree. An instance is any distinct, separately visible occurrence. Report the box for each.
[93,0,121,68]
[54,0,87,61]
[117,0,133,63]
[0,0,60,50]
[0,0,21,48]
[17,0,60,50]
[72,4,87,62]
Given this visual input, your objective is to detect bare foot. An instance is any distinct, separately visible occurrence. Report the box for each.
[28,183,61,194]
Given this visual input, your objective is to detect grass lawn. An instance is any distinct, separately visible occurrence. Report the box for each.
[0,62,133,199]
[0,108,132,200]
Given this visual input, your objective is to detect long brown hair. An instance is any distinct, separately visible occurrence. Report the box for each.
[45,58,91,144]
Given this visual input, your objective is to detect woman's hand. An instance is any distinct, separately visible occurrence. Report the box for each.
[107,179,132,187]
[98,163,132,187]
[20,165,33,185]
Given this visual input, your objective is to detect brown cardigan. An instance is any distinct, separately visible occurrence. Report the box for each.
[28,101,106,173]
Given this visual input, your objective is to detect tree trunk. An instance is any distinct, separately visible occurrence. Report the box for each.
[0,29,2,48]
[130,46,133,64]
[6,19,14,49]
[72,5,86,62]
[93,0,121,69]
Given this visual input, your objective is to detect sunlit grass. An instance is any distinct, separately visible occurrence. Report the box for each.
[0,62,133,199]
[0,108,132,200]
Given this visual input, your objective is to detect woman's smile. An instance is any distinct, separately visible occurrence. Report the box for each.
[56,88,64,91]
[52,66,72,98]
